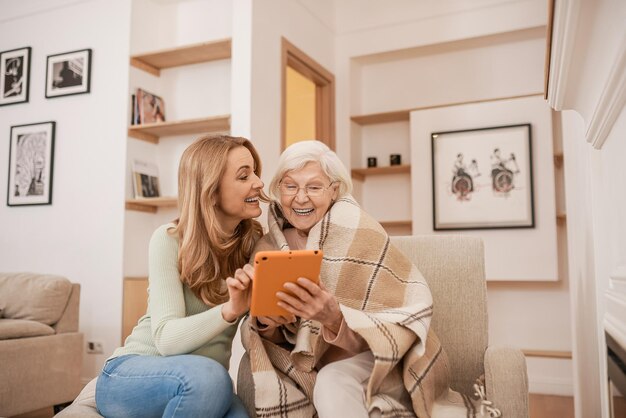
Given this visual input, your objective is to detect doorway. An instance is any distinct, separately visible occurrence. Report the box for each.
[282,37,335,150]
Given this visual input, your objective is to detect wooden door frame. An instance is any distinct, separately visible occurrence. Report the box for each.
[281,37,335,151]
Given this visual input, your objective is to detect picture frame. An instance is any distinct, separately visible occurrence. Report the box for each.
[7,122,56,206]
[431,123,534,230]
[136,88,166,124]
[0,47,31,106]
[132,159,161,199]
[45,49,92,98]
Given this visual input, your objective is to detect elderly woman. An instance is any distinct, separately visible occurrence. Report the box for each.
[240,140,448,418]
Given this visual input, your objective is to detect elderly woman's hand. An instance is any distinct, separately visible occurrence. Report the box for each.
[277,278,343,333]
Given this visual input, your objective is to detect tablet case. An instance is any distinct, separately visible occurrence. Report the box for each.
[250,249,323,317]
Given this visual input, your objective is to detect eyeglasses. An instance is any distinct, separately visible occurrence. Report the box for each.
[278,181,335,197]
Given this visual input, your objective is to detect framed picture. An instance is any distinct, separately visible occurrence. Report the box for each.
[431,123,534,230]
[136,88,166,124]
[45,49,92,98]
[7,122,56,206]
[132,159,161,199]
[0,47,31,106]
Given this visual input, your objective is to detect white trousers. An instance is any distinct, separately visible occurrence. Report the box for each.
[313,351,381,418]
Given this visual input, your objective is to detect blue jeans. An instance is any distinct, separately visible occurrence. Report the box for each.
[95,354,248,418]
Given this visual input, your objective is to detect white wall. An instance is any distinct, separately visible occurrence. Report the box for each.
[249,0,335,195]
[335,0,573,395]
[0,0,131,379]
[547,0,626,415]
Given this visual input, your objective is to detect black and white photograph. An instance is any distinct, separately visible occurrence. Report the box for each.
[132,159,161,199]
[7,122,56,206]
[45,49,92,98]
[431,123,534,230]
[0,47,31,106]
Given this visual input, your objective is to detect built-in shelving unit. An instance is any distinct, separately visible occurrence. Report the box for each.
[351,164,411,181]
[126,39,232,212]
[128,115,230,144]
[130,39,232,76]
[125,197,177,213]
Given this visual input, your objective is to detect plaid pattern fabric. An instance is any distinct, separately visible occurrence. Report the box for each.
[241,197,474,417]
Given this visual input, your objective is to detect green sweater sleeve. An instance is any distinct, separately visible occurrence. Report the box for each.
[148,225,237,356]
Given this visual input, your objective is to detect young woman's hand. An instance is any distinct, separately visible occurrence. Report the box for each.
[277,278,343,333]
[221,264,254,323]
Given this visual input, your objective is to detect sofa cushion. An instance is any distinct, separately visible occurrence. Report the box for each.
[0,273,72,325]
[0,318,55,340]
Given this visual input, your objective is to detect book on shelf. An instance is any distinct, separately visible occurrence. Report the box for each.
[132,159,161,199]
[135,88,166,125]
[130,94,139,125]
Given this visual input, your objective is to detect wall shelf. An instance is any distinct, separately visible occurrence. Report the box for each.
[522,349,572,359]
[351,110,410,125]
[128,115,230,143]
[350,93,544,126]
[130,39,232,76]
[351,165,411,181]
[126,197,177,213]
[380,220,412,229]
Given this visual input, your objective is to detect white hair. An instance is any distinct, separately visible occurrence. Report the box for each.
[269,140,353,200]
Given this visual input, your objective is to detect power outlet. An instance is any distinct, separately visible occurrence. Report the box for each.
[86,341,104,354]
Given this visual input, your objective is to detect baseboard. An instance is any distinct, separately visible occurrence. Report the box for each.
[529,376,574,396]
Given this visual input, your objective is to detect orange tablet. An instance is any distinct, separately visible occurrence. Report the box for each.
[250,249,323,317]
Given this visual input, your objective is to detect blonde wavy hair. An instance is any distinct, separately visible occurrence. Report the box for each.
[170,134,266,305]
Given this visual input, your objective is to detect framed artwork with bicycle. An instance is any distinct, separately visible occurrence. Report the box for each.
[431,123,534,230]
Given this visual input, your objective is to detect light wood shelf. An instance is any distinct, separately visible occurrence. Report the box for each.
[128,115,230,143]
[130,39,232,76]
[380,220,412,229]
[351,110,410,125]
[126,197,177,213]
[522,349,572,359]
[350,92,544,126]
[351,165,411,181]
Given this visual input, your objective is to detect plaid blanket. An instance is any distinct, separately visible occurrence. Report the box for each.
[241,197,497,417]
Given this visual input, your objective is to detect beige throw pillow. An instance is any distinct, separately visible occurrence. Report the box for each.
[0,273,72,325]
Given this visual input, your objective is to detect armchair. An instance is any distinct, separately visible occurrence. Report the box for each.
[237,235,529,417]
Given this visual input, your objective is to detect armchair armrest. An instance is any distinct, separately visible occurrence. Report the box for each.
[484,346,529,418]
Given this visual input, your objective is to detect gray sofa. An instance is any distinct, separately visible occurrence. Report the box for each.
[0,273,83,417]
[58,235,529,417]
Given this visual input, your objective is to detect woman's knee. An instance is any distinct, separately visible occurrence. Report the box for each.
[182,356,233,395]
[314,365,357,402]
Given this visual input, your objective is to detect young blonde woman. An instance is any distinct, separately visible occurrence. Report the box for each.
[95,135,264,418]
